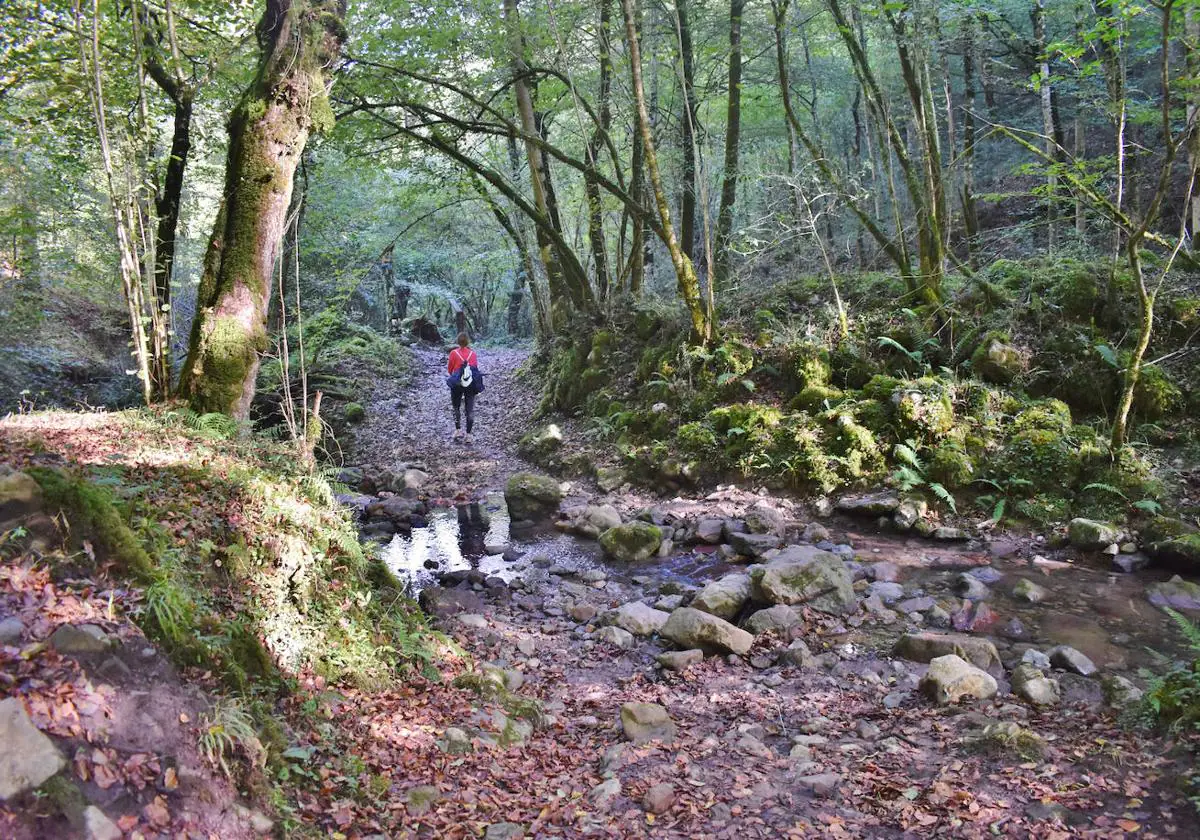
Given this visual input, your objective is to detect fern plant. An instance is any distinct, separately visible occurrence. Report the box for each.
[890,441,957,512]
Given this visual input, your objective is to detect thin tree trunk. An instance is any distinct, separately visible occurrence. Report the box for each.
[585,0,613,300]
[177,0,346,419]
[1188,6,1200,244]
[621,0,711,343]
[961,13,980,265]
[1033,0,1058,253]
[628,0,647,295]
[712,0,744,290]
[675,0,699,262]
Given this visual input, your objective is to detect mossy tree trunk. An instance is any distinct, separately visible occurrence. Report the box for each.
[177,0,346,419]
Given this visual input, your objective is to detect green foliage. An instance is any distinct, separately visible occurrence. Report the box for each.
[199,698,263,780]
[889,440,956,513]
[1141,609,1200,749]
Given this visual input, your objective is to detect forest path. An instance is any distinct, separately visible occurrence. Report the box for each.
[355,343,542,500]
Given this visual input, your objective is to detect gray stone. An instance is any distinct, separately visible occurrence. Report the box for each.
[49,623,109,654]
[0,470,42,527]
[590,778,622,810]
[595,626,636,650]
[1021,649,1051,670]
[695,518,725,544]
[1068,518,1120,551]
[932,527,969,541]
[657,649,704,671]
[440,727,473,755]
[581,504,622,533]
[868,561,900,582]
[620,702,676,743]
[402,469,430,490]
[954,573,991,601]
[896,596,936,614]
[405,785,442,816]
[643,783,675,814]
[569,603,598,623]
[0,617,24,646]
[595,467,626,493]
[744,500,787,536]
[457,614,489,629]
[654,594,684,611]
[729,531,782,558]
[611,602,670,637]
[752,554,856,614]
[84,806,122,840]
[691,573,752,620]
[745,605,800,635]
[969,567,1005,585]
[1011,579,1048,603]
[504,473,563,521]
[893,632,1001,671]
[796,773,841,797]
[1101,674,1143,710]
[919,654,998,705]
[485,823,526,840]
[1112,552,1150,574]
[866,581,905,604]
[1147,575,1200,612]
[1049,645,1097,676]
[836,493,900,516]
[660,607,754,656]
[803,522,831,543]
[1011,664,1060,706]
[0,697,66,800]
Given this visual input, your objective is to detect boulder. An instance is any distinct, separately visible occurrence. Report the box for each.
[367,495,425,524]
[419,586,485,617]
[893,499,926,531]
[728,531,782,558]
[1012,579,1048,603]
[1147,575,1200,612]
[744,605,800,635]
[620,702,677,743]
[972,337,1026,384]
[866,581,905,604]
[751,555,856,614]
[660,608,754,656]
[440,727,473,755]
[954,573,991,601]
[1011,664,1060,706]
[1068,518,1120,551]
[691,573,752,620]
[1048,645,1097,676]
[518,424,564,460]
[611,602,670,637]
[657,649,704,671]
[595,466,626,493]
[599,523,663,562]
[49,624,110,655]
[0,697,66,800]
[836,492,900,516]
[919,654,998,705]
[932,527,969,542]
[504,473,563,521]
[695,518,725,544]
[589,778,622,810]
[892,632,1001,671]
[744,500,787,536]
[402,469,430,491]
[1101,674,1144,710]
[1146,535,1200,573]
[0,470,42,528]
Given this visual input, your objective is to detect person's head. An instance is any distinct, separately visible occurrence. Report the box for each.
[456,332,470,348]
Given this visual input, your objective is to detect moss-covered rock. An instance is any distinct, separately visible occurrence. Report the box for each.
[504,473,563,521]
[1012,399,1074,435]
[343,402,365,423]
[892,378,955,441]
[1068,518,1120,550]
[599,522,663,562]
[999,427,1080,489]
[676,422,718,454]
[791,385,844,412]
[971,334,1026,384]
[518,424,564,461]
[1132,363,1182,420]
[929,443,975,489]
[785,342,832,390]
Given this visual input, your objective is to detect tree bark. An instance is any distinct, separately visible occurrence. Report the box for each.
[621,0,711,343]
[712,0,744,290]
[961,13,980,265]
[177,0,346,419]
[675,0,699,262]
[1033,0,1059,252]
[585,0,613,300]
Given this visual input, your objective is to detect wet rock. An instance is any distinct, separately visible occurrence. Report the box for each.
[836,493,900,516]
[402,468,429,490]
[691,573,752,620]
[751,554,856,614]
[588,778,624,815]
[0,697,66,799]
[1048,645,1097,676]
[952,601,999,633]
[932,527,969,541]
[1068,518,1120,551]
[83,806,122,840]
[1011,579,1048,603]
[1002,618,1029,640]
[1101,674,1143,710]
[868,561,900,582]
[367,494,424,523]
[895,596,935,614]
[599,523,663,563]
[657,649,704,671]
[919,654,998,705]
[893,632,1001,671]
[504,473,563,521]
[866,581,905,604]
[660,608,754,656]
[893,499,926,531]
[595,626,635,650]
[49,623,110,654]
[1112,552,1150,574]
[954,573,991,601]
[611,602,670,637]
[0,617,24,646]
[745,605,799,635]
[729,531,782,558]
[620,702,677,743]
[1011,664,1060,706]
[643,783,675,814]
[1147,575,1200,612]
[1021,649,1051,670]
[564,504,622,538]
[968,567,1004,585]
[695,518,725,544]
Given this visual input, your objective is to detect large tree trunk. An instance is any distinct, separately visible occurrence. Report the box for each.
[712,0,744,290]
[177,0,346,419]
[621,0,711,343]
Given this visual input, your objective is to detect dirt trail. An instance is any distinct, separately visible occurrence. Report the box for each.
[356,344,543,500]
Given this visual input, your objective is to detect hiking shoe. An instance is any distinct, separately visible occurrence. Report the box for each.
[464,434,474,445]
[452,429,464,442]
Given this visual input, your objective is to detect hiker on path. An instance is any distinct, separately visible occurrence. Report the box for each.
[446,333,481,443]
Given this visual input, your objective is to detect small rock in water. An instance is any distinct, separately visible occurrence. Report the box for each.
[954,573,991,601]
[1021,649,1051,670]
[1048,645,1097,676]
[1112,552,1149,574]
[1011,578,1048,603]
[1002,618,1029,640]
[968,567,1004,585]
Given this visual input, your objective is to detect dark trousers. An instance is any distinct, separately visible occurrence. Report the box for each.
[451,386,476,432]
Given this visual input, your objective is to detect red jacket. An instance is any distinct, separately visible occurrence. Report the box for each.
[448,347,478,375]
